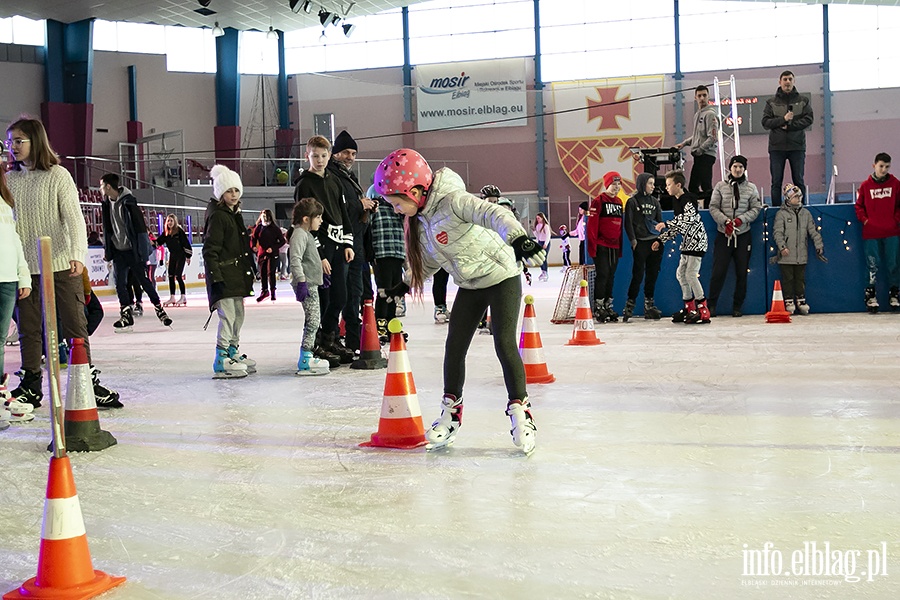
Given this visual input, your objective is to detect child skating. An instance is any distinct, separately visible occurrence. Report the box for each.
[374,148,546,455]
[291,198,330,375]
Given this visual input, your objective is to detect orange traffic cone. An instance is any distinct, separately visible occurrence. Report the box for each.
[765,280,792,323]
[566,280,604,346]
[61,339,117,452]
[4,455,126,600]
[360,319,427,449]
[519,295,555,384]
[352,299,388,370]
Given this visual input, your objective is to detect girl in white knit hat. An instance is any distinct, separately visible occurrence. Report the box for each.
[203,165,256,378]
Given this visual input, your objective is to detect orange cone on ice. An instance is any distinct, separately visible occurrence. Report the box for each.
[351,299,388,370]
[61,339,116,452]
[765,280,792,323]
[566,280,604,346]
[360,319,427,449]
[519,295,555,384]
[3,455,126,600]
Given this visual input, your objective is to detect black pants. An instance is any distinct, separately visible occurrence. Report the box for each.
[432,268,449,306]
[627,239,663,301]
[444,276,526,401]
[780,264,807,299]
[688,154,716,205]
[317,239,349,337]
[709,231,752,311]
[593,246,619,304]
[373,257,404,322]
[168,254,186,296]
[258,252,278,293]
[114,248,160,308]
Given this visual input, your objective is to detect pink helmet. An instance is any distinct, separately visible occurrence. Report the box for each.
[374,148,433,207]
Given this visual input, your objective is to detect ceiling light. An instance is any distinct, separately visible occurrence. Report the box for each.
[330,14,342,26]
[289,0,303,13]
[342,23,356,38]
[198,0,212,7]
[302,0,312,13]
[319,29,327,43]
[267,26,278,40]
[318,9,332,27]
[212,22,225,37]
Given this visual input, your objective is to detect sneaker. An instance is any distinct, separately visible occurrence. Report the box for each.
[296,349,329,376]
[257,290,270,303]
[506,398,537,455]
[155,304,173,327]
[227,345,257,374]
[213,347,248,379]
[426,394,463,450]
[91,366,124,409]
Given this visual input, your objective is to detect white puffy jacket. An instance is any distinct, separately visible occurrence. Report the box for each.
[409,168,527,290]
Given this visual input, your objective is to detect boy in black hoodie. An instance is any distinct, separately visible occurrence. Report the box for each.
[294,136,355,364]
[623,173,664,321]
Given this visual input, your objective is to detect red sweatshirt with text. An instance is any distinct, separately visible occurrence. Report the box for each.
[855,174,900,240]
[587,192,624,257]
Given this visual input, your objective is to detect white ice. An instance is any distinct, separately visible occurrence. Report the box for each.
[1,270,899,599]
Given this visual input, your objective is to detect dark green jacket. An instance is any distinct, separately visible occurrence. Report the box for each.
[202,199,254,311]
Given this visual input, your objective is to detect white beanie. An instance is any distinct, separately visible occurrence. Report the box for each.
[210,164,243,201]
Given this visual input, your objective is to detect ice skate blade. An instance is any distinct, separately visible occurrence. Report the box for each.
[5,412,35,423]
[212,371,248,379]
[425,437,456,451]
[113,326,133,333]
[295,369,328,376]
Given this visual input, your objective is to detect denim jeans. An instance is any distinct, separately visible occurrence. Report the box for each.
[0,281,17,373]
[769,150,806,206]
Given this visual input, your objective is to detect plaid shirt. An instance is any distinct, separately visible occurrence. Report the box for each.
[371,199,406,260]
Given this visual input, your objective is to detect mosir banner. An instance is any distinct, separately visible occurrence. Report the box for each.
[415,58,528,132]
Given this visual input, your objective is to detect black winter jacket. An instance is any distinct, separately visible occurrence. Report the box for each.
[202,199,254,311]
[156,229,193,262]
[100,189,152,264]
[761,87,814,152]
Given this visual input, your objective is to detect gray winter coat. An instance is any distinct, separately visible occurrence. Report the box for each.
[407,168,526,290]
[773,204,823,265]
[709,178,762,235]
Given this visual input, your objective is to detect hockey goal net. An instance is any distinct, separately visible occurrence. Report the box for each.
[550,265,596,324]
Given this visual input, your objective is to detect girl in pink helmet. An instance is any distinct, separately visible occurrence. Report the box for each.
[374,148,546,455]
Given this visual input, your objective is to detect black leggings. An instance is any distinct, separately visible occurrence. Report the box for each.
[443,275,526,401]
[168,255,186,296]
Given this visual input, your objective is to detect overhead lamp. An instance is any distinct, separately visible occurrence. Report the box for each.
[198,0,211,7]
[330,13,342,26]
[319,29,327,43]
[289,0,312,13]
[212,22,225,37]
[342,23,356,38]
[266,26,278,40]
[318,9,332,27]
[302,0,312,13]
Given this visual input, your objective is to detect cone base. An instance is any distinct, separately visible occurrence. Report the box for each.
[765,312,792,323]
[48,429,117,453]
[525,372,556,384]
[566,338,604,346]
[350,354,388,370]
[4,571,125,600]
[360,432,427,449]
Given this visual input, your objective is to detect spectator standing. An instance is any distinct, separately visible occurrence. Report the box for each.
[761,70,814,206]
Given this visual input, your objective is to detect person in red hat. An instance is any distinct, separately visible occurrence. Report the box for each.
[587,171,625,322]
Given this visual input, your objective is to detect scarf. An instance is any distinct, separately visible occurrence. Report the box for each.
[727,173,746,209]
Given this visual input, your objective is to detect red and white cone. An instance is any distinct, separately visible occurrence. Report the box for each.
[519,295,555,384]
[61,339,116,452]
[566,280,604,346]
[765,280,792,323]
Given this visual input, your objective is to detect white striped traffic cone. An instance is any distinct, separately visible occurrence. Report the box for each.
[519,295,555,383]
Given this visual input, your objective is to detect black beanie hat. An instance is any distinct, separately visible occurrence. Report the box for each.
[729,154,748,169]
[332,130,358,154]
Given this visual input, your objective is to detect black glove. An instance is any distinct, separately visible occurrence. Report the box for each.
[511,236,547,268]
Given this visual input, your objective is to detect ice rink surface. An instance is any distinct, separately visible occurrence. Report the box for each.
[1,270,899,600]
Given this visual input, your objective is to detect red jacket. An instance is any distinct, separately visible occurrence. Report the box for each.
[587,192,624,257]
[855,174,900,240]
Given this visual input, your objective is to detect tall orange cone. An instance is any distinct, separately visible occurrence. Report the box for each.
[4,455,126,599]
[61,339,117,452]
[351,299,388,370]
[360,319,427,449]
[765,280,792,323]
[519,295,555,383]
[566,280,604,346]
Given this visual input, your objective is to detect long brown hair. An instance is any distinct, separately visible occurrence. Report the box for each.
[7,117,59,172]
[164,213,182,236]
[404,215,426,299]
[0,166,13,208]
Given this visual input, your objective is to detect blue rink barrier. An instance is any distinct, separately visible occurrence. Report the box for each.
[609,204,873,316]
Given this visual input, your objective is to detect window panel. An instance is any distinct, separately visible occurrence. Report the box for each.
[166,26,217,73]
[115,22,166,54]
[0,18,13,44]
[239,30,279,75]
[284,11,403,73]
[11,16,44,46]
[829,5,900,91]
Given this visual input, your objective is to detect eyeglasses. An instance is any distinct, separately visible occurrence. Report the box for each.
[7,138,30,147]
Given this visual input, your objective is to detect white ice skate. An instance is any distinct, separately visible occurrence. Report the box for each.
[296,350,330,376]
[506,399,537,456]
[425,394,463,450]
[162,295,176,307]
[228,345,257,374]
[213,347,248,379]
[433,304,449,324]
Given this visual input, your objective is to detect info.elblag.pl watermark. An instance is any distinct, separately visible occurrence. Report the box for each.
[741,542,889,586]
